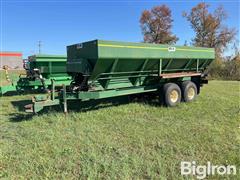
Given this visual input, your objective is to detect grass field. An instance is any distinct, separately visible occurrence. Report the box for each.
[0,72,239,179]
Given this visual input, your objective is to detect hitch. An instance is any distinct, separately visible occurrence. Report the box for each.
[25,80,62,113]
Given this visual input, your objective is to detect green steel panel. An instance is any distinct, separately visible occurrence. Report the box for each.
[97,40,215,59]
[30,85,159,113]
[67,40,97,74]
[0,85,17,95]
[28,54,67,62]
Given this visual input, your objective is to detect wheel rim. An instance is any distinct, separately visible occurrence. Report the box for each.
[169,90,179,103]
[187,87,195,100]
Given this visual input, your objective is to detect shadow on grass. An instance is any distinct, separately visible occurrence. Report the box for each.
[1,91,21,96]
[59,93,162,113]
[9,93,164,122]
[8,113,35,122]
[2,89,46,96]
[10,99,35,122]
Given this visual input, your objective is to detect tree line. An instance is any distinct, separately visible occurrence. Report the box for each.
[140,2,239,80]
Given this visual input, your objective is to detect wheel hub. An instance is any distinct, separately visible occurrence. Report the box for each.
[187,87,195,100]
[169,90,179,103]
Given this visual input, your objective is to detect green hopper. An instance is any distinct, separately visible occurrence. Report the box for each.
[0,54,72,95]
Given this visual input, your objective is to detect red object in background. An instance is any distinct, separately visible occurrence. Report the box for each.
[0,52,22,57]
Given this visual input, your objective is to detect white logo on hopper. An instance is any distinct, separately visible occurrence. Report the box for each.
[168,47,176,52]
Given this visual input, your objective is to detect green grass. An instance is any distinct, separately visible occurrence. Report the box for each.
[0,73,239,179]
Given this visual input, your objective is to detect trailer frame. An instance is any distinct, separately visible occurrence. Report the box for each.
[25,71,207,113]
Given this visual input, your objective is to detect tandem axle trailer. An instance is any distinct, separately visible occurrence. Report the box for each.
[25,40,215,113]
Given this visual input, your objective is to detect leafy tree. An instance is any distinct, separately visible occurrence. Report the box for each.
[207,44,240,80]
[140,5,178,44]
[183,3,236,55]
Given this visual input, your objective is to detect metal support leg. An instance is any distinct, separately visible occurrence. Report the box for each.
[197,59,199,72]
[200,59,209,69]
[165,59,173,70]
[105,59,118,89]
[63,84,67,114]
[133,59,149,85]
[51,79,55,100]
[184,59,193,70]
[158,59,162,76]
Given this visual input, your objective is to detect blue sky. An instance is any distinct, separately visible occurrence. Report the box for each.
[1,0,239,58]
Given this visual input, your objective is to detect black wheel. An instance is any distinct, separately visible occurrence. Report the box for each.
[163,83,181,107]
[181,81,197,102]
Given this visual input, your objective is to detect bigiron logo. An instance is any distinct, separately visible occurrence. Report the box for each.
[181,161,237,179]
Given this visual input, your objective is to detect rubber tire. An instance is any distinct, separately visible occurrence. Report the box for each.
[163,83,181,107]
[181,81,197,102]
